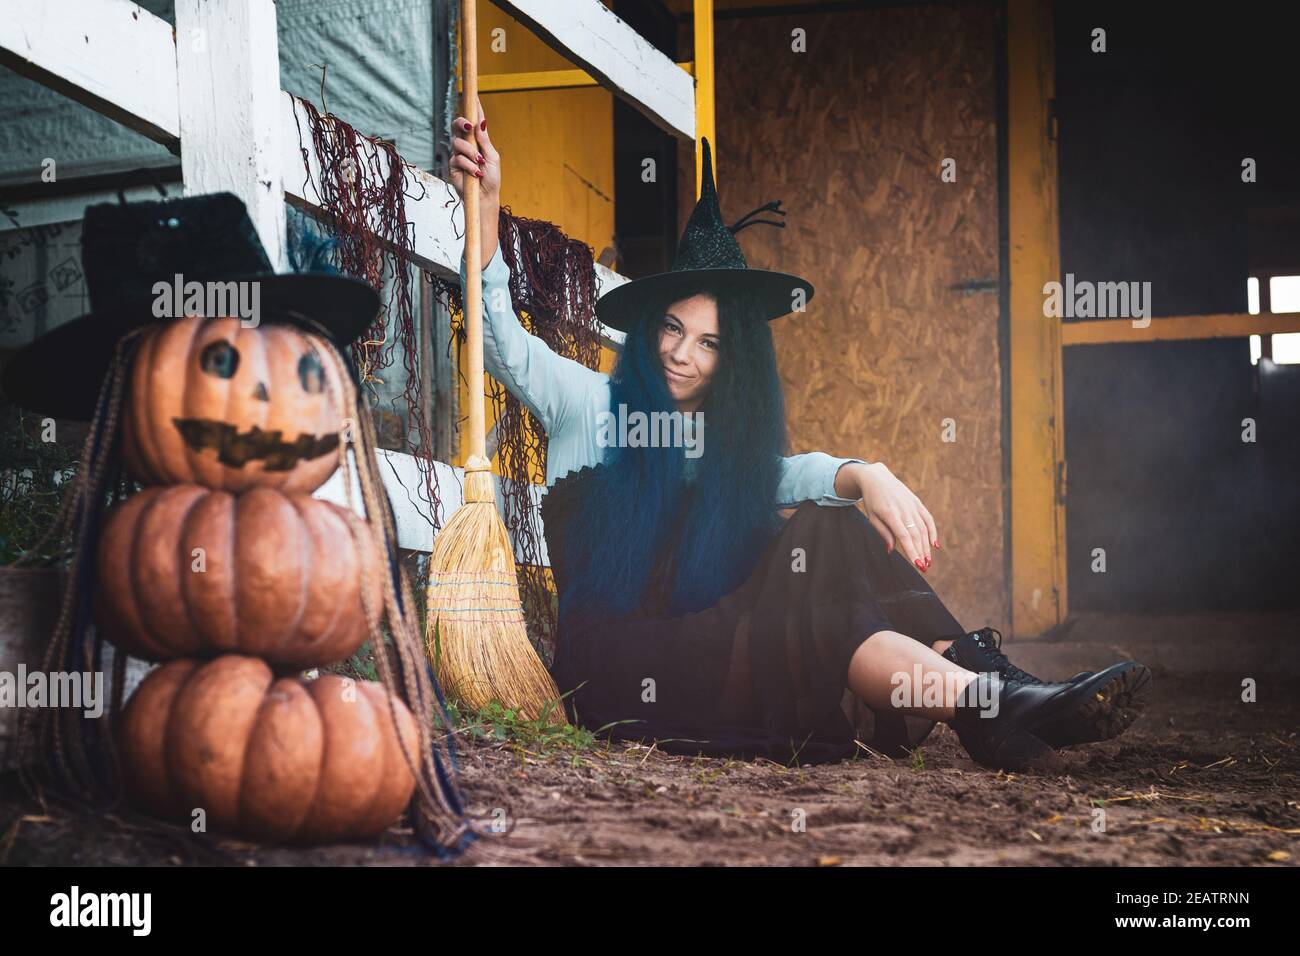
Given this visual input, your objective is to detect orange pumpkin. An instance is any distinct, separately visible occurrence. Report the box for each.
[119,656,418,843]
[122,316,345,494]
[94,484,380,667]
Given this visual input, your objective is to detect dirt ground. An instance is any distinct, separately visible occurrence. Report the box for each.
[2,613,1298,867]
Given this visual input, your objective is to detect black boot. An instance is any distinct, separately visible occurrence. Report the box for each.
[941,627,1090,685]
[1030,660,1151,747]
[941,628,1150,748]
[948,668,1140,771]
[947,672,1057,772]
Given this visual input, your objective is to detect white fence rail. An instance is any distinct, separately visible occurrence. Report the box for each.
[312,449,551,565]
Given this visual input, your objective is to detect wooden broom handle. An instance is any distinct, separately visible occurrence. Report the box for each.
[461,0,486,463]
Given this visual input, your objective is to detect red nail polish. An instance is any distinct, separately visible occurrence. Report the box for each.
[915,559,924,569]
[480,118,487,130]
[474,169,483,178]
[462,121,473,132]
[477,153,485,164]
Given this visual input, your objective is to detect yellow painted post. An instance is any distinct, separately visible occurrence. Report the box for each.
[693,0,716,194]
[1007,0,1067,636]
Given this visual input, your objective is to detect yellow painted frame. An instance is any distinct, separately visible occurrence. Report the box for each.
[1063,312,1300,346]
[481,62,695,93]
[1007,0,1066,636]
[693,0,716,193]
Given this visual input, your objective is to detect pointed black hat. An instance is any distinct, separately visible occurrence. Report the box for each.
[2,192,379,421]
[595,136,814,334]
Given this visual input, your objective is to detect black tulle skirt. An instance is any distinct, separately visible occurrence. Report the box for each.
[539,464,967,764]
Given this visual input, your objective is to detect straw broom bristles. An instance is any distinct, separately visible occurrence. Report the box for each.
[425,453,566,724]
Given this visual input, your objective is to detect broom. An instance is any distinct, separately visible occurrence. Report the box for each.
[424,0,566,726]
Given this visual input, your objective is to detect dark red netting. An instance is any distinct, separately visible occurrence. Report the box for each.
[292,95,442,536]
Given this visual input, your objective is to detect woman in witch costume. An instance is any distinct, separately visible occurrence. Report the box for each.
[450,108,1151,771]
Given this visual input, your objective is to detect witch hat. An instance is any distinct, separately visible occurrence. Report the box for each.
[595,136,814,334]
[2,191,379,421]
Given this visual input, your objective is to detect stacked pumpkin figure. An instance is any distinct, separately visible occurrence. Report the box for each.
[96,316,420,844]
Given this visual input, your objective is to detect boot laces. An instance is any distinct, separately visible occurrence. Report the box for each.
[971,628,1042,685]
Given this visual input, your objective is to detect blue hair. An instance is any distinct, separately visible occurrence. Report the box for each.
[286,208,341,274]
[558,282,788,627]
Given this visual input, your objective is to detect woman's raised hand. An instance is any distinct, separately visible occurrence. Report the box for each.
[449,94,501,262]
[449,95,500,202]
[855,463,939,573]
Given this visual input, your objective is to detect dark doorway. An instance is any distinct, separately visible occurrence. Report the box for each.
[1055,1,1300,612]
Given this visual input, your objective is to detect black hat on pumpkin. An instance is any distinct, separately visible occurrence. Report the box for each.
[595,136,814,334]
[2,191,379,421]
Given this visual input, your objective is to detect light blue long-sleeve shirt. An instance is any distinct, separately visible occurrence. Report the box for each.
[462,247,867,508]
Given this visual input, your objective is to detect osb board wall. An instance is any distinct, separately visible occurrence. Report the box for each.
[678,4,1006,631]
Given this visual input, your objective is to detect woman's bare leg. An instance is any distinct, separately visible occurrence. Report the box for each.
[846,630,976,721]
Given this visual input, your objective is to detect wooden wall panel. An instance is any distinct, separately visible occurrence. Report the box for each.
[679,3,1006,631]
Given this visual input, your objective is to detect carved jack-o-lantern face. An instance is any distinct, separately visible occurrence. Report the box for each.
[122,316,346,494]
